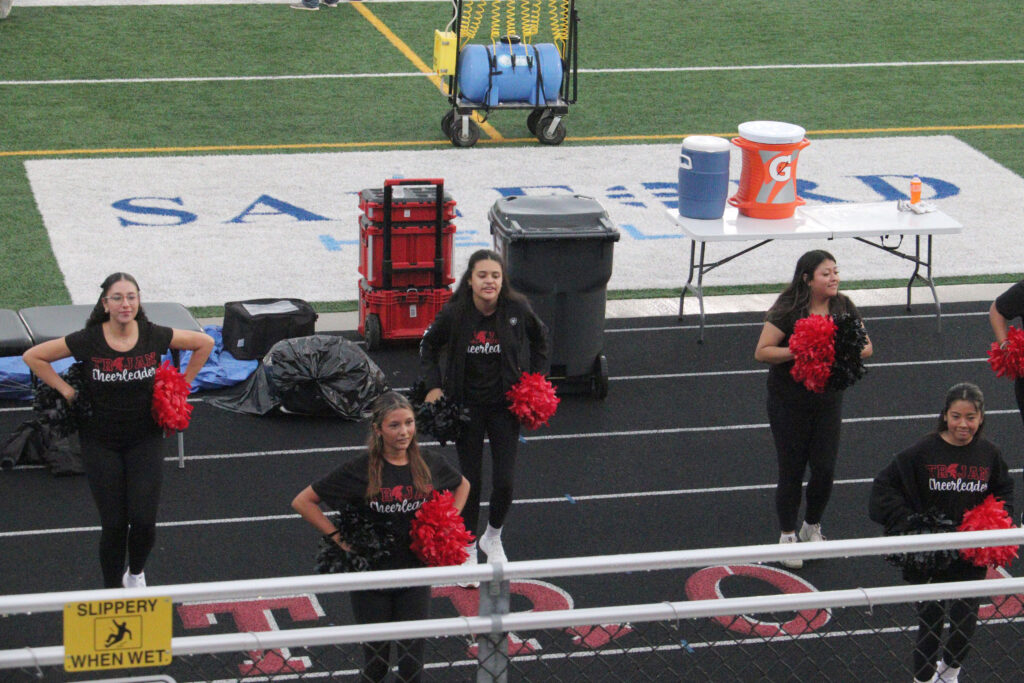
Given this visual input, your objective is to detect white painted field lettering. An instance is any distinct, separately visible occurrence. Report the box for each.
[64,597,172,672]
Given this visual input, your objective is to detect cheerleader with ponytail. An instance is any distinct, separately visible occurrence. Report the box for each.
[870,383,1015,683]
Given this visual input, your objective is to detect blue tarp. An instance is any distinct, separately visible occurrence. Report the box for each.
[0,325,257,400]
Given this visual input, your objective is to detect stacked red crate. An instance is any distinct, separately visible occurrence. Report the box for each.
[357,179,456,349]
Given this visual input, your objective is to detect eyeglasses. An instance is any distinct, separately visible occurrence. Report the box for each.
[104,294,139,304]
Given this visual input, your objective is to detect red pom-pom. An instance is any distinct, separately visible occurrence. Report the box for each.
[506,372,560,430]
[988,326,1024,380]
[152,360,193,435]
[789,315,837,393]
[958,494,1019,568]
[409,490,475,567]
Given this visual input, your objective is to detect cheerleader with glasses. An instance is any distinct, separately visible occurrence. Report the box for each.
[22,272,214,588]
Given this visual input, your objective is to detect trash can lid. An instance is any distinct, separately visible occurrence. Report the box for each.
[682,135,731,153]
[488,195,620,241]
[737,121,806,144]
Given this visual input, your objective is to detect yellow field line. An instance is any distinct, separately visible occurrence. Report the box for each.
[1,124,1021,158]
[347,1,504,142]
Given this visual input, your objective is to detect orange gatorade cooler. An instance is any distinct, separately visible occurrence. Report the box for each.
[728,121,810,219]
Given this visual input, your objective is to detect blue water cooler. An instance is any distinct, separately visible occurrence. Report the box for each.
[677,135,731,219]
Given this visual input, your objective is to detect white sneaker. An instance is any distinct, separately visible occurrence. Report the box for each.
[289,2,319,10]
[457,543,479,589]
[0,0,12,21]
[478,533,507,564]
[122,570,146,588]
[798,521,826,543]
[935,661,960,683]
[778,533,803,570]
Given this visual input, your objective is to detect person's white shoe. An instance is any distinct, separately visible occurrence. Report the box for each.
[0,0,13,20]
[478,533,507,564]
[457,543,479,589]
[934,661,960,683]
[778,533,803,570]
[122,570,146,588]
[798,521,826,543]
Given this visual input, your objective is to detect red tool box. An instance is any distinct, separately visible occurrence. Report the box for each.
[358,215,456,289]
[357,179,456,349]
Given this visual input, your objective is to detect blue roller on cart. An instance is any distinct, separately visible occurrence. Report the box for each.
[489,194,619,398]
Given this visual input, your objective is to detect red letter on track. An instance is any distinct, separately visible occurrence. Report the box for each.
[177,594,324,676]
[685,564,830,637]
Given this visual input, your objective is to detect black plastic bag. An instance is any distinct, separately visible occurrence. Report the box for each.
[0,418,84,476]
[210,335,389,419]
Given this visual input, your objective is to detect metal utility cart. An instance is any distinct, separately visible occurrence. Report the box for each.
[434,0,579,147]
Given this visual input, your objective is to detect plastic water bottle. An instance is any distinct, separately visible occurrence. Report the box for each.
[910,175,922,204]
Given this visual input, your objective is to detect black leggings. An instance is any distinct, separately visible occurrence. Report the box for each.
[79,433,165,588]
[767,386,843,532]
[1015,377,1024,428]
[456,403,520,535]
[914,597,979,681]
[350,586,431,682]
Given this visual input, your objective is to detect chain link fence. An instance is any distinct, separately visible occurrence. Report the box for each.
[3,531,1024,682]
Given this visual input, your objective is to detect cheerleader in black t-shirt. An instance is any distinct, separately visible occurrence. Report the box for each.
[754,250,873,569]
[292,392,470,683]
[22,272,214,589]
[870,382,1014,683]
[419,249,549,568]
[989,278,1024,428]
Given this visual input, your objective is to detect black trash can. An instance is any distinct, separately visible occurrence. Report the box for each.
[489,194,620,398]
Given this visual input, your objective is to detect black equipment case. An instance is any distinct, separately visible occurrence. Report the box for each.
[222,298,318,360]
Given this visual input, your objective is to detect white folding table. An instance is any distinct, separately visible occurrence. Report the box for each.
[667,202,964,341]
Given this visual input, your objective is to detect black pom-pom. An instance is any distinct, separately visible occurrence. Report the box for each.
[413,396,470,447]
[32,363,93,436]
[827,314,868,392]
[884,509,960,582]
[405,378,429,405]
[314,505,395,574]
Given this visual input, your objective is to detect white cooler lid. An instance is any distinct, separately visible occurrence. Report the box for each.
[682,135,731,152]
[737,120,806,144]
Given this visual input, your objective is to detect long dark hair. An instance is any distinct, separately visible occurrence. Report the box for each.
[767,249,840,320]
[450,249,528,319]
[85,272,150,328]
[365,392,432,500]
[937,382,985,437]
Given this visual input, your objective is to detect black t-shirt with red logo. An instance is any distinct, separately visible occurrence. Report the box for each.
[65,321,174,445]
[312,450,463,570]
[462,312,503,405]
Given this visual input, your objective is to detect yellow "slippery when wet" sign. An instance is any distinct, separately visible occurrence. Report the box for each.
[63,597,172,672]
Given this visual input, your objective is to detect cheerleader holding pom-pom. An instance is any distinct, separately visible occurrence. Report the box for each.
[870,382,1015,683]
[754,251,872,568]
[989,279,1024,430]
[419,249,549,570]
[292,392,470,683]
[22,272,214,589]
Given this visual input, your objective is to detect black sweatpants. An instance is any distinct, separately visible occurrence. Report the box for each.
[456,402,520,535]
[350,586,431,682]
[79,432,165,588]
[767,383,843,532]
[913,597,979,681]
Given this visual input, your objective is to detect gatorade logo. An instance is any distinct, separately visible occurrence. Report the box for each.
[768,154,793,182]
